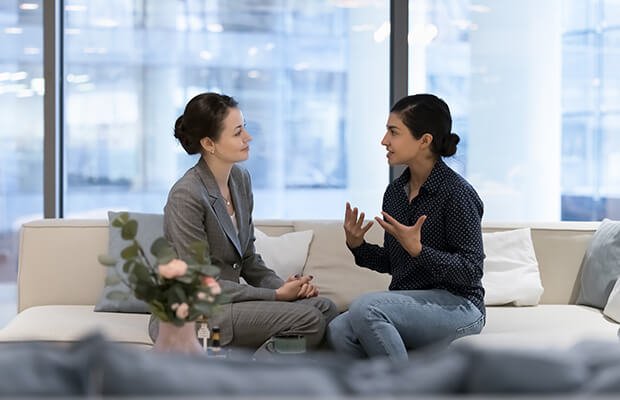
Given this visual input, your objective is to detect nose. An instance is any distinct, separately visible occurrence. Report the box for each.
[381,132,389,146]
[244,130,253,142]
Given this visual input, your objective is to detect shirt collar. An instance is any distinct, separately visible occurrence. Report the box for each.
[397,159,449,195]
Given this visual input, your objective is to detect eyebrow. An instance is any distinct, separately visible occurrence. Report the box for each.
[386,124,400,130]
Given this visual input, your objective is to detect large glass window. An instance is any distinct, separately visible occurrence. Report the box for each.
[409,0,620,221]
[5,0,619,328]
[63,0,389,220]
[0,0,43,325]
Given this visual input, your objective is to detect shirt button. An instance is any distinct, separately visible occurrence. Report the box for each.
[232,263,239,270]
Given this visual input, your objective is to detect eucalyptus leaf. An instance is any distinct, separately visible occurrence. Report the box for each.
[157,253,176,266]
[118,212,130,224]
[188,309,202,321]
[120,243,138,260]
[121,219,138,240]
[188,241,208,263]
[122,260,135,274]
[193,302,216,316]
[97,254,117,266]
[150,299,166,314]
[150,237,174,258]
[199,264,221,277]
[133,262,153,284]
[173,285,187,303]
[104,274,122,286]
[135,285,158,302]
[175,275,193,284]
[150,308,170,322]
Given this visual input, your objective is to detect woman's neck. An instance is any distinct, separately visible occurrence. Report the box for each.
[407,156,437,192]
[204,155,232,189]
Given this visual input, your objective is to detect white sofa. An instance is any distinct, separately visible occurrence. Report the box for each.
[0,218,618,349]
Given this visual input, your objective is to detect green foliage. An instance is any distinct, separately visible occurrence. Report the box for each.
[104,274,122,286]
[97,254,117,266]
[98,214,223,324]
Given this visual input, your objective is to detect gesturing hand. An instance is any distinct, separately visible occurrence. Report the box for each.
[375,211,427,257]
[343,202,374,249]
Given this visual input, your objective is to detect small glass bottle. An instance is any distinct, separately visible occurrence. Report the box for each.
[207,326,226,358]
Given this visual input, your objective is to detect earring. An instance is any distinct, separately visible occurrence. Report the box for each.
[210,149,215,154]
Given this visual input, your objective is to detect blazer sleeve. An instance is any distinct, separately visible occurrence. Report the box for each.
[164,180,280,303]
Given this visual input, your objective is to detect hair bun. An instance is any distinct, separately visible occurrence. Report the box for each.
[174,115,199,154]
[440,132,460,157]
[450,132,460,144]
[174,115,185,139]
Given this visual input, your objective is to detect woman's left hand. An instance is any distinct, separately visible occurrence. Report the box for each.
[287,274,319,298]
[297,282,319,298]
[375,211,427,257]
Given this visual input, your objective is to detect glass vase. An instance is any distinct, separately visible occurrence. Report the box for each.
[152,321,203,355]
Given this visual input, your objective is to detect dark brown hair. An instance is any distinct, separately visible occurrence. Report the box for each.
[174,93,239,155]
[390,94,459,157]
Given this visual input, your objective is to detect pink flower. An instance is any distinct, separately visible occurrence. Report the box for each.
[202,276,221,295]
[175,302,189,319]
[197,292,206,300]
[158,259,188,279]
[210,284,221,296]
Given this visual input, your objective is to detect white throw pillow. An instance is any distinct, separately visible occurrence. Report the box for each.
[482,228,544,306]
[603,277,620,322]
[253,228,314,280]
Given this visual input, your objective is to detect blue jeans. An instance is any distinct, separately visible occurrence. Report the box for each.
[326,290,484,362]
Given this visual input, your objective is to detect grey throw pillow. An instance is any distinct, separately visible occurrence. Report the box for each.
[94,211,164,313]
[576,219,620,309]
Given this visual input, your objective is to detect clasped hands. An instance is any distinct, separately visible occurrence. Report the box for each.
[343,202,426,257]
[275,274,319,301]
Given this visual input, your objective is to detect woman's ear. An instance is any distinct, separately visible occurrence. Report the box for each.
[200,137,215,154]
[421,133,433,148]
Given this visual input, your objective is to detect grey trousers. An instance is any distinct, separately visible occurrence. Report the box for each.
[149,296,338,350]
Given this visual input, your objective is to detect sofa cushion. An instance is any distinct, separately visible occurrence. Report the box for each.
[0,305,151,346]
[296,221,390,312]
[254,228,313,280]
[94,211,161,313]
[482,228,543,306]
[577,219,620,309]
[454,305,619,349]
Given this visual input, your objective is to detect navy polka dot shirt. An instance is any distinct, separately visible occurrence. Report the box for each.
[350,159,486,315]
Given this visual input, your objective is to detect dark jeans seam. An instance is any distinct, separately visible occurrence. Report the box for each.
[456,315,485,334]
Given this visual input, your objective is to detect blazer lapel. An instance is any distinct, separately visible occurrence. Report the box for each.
[194,158,243,257]
[229,172,249,254]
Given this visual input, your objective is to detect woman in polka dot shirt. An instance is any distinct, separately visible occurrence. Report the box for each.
[327,94,485,362]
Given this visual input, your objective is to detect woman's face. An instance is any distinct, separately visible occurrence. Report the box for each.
[381,112,429,166]
[206,107,252,163]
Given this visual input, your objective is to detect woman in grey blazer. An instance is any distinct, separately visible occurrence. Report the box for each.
[149,92,337,350]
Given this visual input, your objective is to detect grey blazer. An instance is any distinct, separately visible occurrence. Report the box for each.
[164,157,284,344]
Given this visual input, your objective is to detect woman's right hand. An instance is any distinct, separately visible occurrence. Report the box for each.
[275,275,315,301]
[343,202,374,249]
